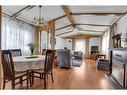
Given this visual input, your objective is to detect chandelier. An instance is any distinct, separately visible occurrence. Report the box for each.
[33,6,48,28]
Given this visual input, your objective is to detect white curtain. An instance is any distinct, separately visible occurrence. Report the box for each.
[102,30,110,57]
[41,31,47,49]
[40,31,51,49]
[1,14,35,55]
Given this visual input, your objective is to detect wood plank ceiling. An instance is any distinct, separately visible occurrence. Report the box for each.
[2,6,127,39]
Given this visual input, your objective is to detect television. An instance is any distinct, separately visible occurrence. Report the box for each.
[91,46,98,51]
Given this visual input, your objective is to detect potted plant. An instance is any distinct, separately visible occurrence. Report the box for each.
[27,43,37,56]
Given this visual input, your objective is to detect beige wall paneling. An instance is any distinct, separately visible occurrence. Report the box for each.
[34,26,40,54]
[48,20,55,49]
[72,38,75,51]
[85,38,90,58]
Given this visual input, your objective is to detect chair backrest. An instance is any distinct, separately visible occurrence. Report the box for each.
[44,50,55,73]
[42,49,47,55]
[10,49,22,57]
[1,50,15,79]
[74,51,83,55]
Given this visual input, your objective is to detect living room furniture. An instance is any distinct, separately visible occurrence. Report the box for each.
[90,50,99,60]
[13,55,45,72]
[1,50,29,89]
[10,49,22,57]
[42,49,47,55]
[72,51,83,60]
[56,49,72,68]
[96,53,106,60]
[109,48,127,89]
[13,54,46,87]
[96,58,110,71]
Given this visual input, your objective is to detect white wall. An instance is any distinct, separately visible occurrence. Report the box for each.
[55,37,72,50]
[117,14,127,47]
[117,14,127,39]
[55,36,64,49]
[64,39,72,50]
[89,37,102,52]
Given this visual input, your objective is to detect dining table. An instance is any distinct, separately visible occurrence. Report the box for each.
[13,55,45,72]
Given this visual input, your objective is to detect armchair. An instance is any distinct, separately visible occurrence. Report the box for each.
[72,51,83,60]
[56,49,72,68]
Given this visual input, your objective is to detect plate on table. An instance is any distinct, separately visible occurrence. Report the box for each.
[25,56,38,58]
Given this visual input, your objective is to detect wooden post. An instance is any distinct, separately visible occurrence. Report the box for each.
[72,38,75,51]
[100,36,103,53]
[34,26,40,54]
[47,30,49,49]
[85,38,90,58]
[48,20,55,49]
[0,6,2,89]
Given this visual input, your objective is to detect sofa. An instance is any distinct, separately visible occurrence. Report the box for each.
[72,51,83,60]
[96,58,110,71]
[56,49,72,68]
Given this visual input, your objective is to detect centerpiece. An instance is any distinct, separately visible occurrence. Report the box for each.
[27,43,37,56]
[122,38,127,48]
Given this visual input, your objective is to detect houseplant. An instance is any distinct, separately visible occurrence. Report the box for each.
[27,43,37,56]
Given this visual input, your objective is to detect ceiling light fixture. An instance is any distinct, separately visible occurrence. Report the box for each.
[33,5,48,28]
[73,26,78,32]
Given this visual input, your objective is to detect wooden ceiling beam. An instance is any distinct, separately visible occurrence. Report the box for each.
[61,6,75,27]
[3,12,34,26]
[55,23,109,31]
[56,29,104,36]
[70,12,126,16]
[80,29,104,32]
[55,24,72,31]
[11,5,35,18]
[43,12,126,25]
[56,31,73,36]
[63,34,101,39]
[75,23,110,27]
[52,15,66,21]
[104,13,126,33]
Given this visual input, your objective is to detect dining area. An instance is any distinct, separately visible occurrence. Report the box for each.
[1,49,55,89]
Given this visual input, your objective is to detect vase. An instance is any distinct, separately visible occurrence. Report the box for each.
[30,48,34,56]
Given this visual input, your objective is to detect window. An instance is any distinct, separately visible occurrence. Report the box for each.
[1,15,35,55]
[102,30,110,55]
[75,39,85,53]
[41,31,47,49]
[40,31,51,50]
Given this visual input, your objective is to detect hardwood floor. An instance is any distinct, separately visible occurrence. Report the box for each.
[1,59,113,89]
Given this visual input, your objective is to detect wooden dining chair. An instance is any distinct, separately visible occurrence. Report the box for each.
[31,50,55,89]
[42,49,47,55]
[1,50,29,89]
[10,49,22,57]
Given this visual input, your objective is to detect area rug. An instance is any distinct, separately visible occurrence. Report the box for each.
[72,60,82,67]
